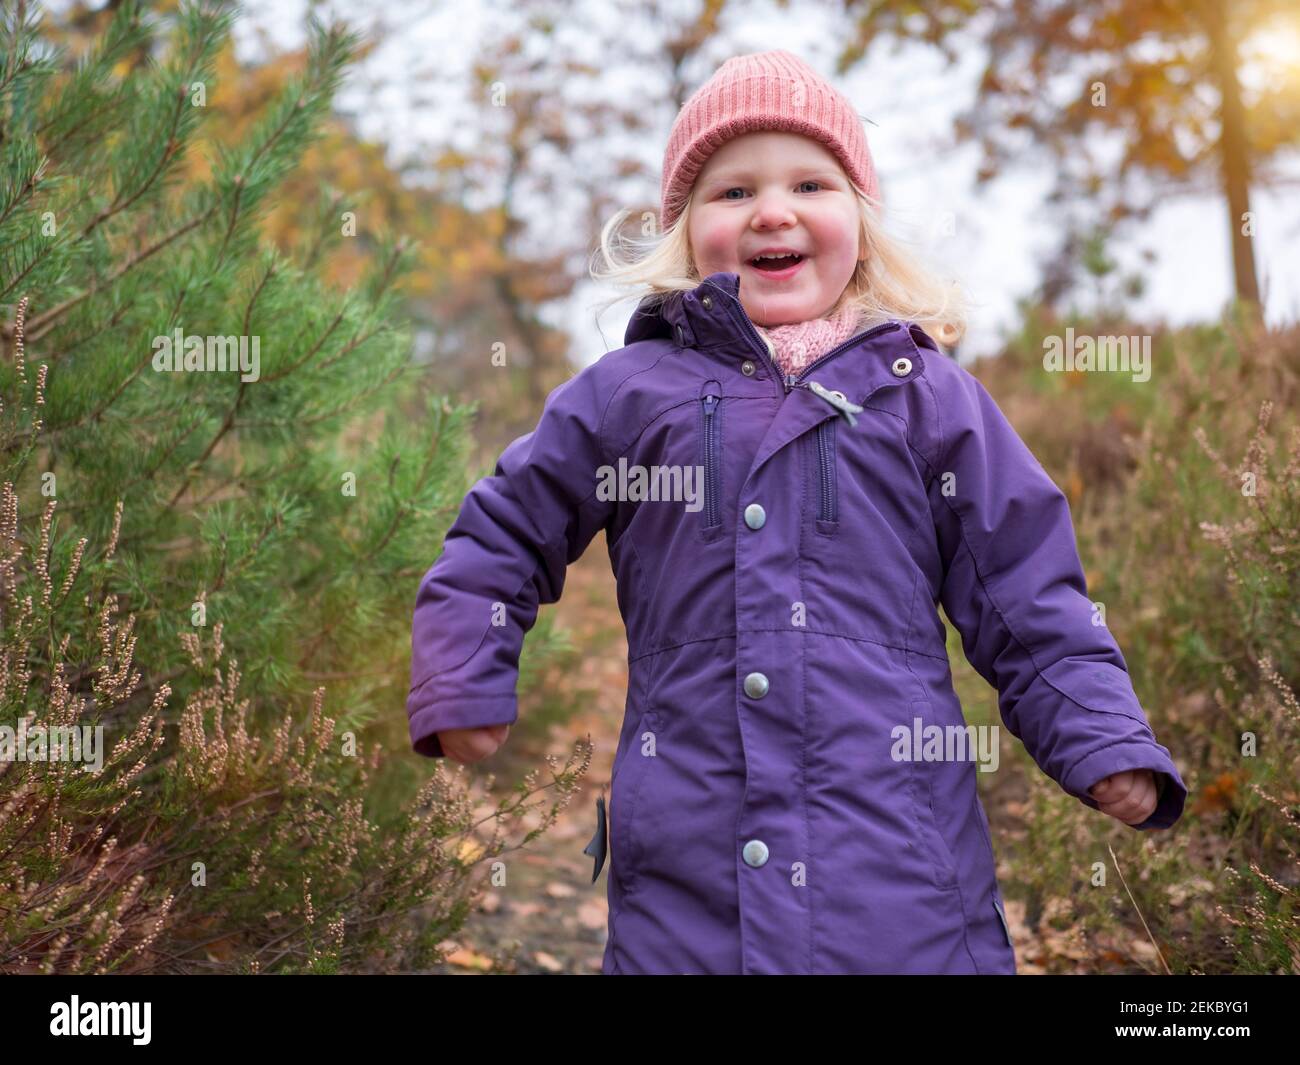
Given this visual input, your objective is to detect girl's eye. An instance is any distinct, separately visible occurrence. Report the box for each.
[721,181,822,199]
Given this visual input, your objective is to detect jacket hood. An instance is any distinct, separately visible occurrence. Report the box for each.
[623,271,748,348]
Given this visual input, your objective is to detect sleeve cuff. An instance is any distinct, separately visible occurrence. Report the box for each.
[1065,741,1188,830]
[407,688,518,759]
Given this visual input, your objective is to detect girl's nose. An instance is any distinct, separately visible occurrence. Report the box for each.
[749,191,798,228]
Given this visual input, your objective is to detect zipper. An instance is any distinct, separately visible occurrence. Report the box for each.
[805,379,864,426]
[816,418,837,523]
[701,389,721,526]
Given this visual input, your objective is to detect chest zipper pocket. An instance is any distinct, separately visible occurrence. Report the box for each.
[803,380,855,535]
[815,417,839,533]
[699,380,723,535]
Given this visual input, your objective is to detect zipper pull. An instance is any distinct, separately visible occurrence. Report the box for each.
[703,392,719,414]
[806,379,864,427]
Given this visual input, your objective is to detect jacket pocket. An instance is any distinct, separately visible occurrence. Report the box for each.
[610,708,657,891]
[906,758,959,891]
[698,380,723,535]
[814,417,838,533]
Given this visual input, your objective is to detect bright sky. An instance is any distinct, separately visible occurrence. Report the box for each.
[228,0,1299,364]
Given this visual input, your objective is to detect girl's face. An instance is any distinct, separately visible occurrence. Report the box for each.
[687,131,865,327]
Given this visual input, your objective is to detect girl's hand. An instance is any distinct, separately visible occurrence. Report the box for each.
[438,723,510,764]
[1088,769,1159,825]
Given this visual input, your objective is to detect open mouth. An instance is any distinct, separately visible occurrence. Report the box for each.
[747,252,805,272]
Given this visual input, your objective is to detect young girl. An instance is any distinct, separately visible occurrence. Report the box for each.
[406,49,1187,975]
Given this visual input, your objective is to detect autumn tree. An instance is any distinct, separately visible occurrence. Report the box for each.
[840,0,1300,316]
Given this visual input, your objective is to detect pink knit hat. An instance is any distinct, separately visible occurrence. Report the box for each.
[660,49,880,231]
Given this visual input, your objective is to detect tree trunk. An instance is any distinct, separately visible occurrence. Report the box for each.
[1203,0,1262,314]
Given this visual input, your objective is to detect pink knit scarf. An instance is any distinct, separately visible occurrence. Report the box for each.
[755,302,863,378]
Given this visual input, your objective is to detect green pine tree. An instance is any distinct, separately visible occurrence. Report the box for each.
[0,0,586,974]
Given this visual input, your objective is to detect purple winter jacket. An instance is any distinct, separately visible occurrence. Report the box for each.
[406,270,1188,975]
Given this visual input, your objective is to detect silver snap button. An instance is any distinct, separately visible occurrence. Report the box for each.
[891,357,912,377]
[743,671,769,698]
[743,503,766,530]
[742,840,769,868]
[701,295,713,309]
[741,360,756,376]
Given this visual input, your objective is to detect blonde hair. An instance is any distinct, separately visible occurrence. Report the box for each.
[588,180,970,347]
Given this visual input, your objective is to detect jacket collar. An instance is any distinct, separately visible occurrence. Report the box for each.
[623,270,939,373]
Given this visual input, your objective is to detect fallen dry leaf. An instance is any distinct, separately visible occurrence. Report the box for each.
[446,948,494,971]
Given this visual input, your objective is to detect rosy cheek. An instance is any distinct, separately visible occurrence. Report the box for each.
[697,232,734,268]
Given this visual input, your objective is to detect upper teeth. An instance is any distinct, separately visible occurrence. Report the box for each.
[753,252,800,261]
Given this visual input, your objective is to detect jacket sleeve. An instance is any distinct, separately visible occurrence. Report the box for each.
[924,364,1188,830]
[406,367,615,758]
